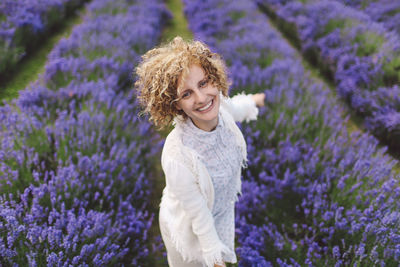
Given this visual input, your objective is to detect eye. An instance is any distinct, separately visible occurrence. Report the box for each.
[199,78,208,88]
[181,90,192,99]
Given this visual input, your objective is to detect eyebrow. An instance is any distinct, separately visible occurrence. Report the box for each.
[178,75,209,97]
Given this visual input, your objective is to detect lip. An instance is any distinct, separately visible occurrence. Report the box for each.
[196,98,214,113]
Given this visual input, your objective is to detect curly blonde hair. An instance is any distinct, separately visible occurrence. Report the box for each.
[134,36,230,129]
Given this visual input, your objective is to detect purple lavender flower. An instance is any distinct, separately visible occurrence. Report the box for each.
[0,0,169,265]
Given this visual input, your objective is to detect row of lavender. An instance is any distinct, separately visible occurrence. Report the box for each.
[332,0,400,37]
[0,0,169,265]
[184,0,400,265]
[0,0,88,79]
[255,0,400,152]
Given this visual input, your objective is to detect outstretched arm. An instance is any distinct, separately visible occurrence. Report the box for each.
[220,92,265,122]
[251,93,265,107]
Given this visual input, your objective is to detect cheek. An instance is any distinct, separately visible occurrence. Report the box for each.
[212,85,220,94]
[212,89,220,99]
[176,99,192,112]
[175,98,187,111]
[206,85,218,96]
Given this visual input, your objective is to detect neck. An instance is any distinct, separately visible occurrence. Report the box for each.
[191,117,218,132]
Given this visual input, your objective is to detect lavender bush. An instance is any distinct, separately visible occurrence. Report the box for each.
[0,0,87,78]
[184,0,400,265]
[0,0,170,265]
[332,0,400,37]
[255,0,400,152]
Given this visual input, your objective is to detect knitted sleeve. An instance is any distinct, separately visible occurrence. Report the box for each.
[220,92,259,122]
[163,158,231,267]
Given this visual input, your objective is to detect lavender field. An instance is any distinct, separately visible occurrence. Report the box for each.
[0,0,89,78]
[256,0,400,152]
[0,0,169,265]
[0,0,399,266]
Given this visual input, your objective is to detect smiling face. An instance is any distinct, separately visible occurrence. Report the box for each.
[176,64,220,132]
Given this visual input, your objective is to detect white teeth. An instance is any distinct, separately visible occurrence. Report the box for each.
[198,100,212,111]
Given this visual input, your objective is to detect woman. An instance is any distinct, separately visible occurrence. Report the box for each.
[135,36,265,267]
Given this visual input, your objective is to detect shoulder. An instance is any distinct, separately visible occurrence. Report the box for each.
[161,124,197,171]
[219,102,235,124]
[219,93,239,121]
[162,127,181,162]
[161,128,201,186]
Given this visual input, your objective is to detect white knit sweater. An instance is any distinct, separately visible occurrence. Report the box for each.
[159,93,258,267]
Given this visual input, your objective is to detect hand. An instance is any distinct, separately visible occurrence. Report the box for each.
[251,93,265,107]
[214,262,226,267]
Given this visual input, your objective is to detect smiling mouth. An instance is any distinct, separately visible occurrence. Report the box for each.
[197,99,214,112]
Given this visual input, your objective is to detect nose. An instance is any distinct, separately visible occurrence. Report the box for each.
[194,88,207,104]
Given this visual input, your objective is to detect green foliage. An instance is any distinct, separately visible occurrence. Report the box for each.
[276,19,302,50]
[0,126,53,198]
[352,31,384,57]
[49,70,75,89]
[45,7,66,29]
[257,52,275,69]
[161,0,194,43]
[386,7,400,17]
[0,157,34,198]
[383,56,400,85]
[12,25,38,50]
[229,11,246,23]
[93,3,128,16]
[360,0,378,9]
[317,18,352,39]
[0,44,22,74]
